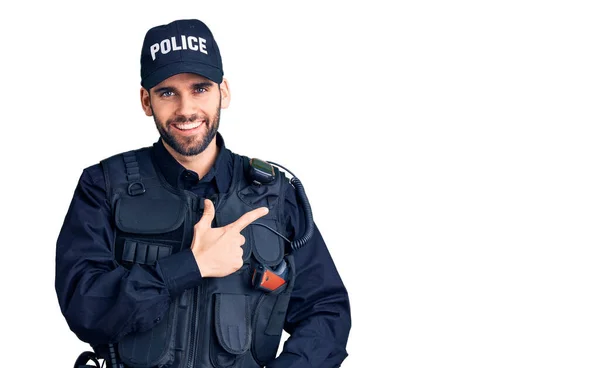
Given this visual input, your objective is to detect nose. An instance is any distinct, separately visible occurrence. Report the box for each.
[176,93,198,118]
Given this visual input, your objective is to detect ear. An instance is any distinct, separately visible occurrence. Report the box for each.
[140,87,153,116]
[219,78,231,109]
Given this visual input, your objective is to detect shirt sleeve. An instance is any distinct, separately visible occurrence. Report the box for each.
[54,165,203,346]
[268,182,352,368]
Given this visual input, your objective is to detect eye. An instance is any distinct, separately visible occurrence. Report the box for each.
[160,90,175,97]
[195,87,207,94]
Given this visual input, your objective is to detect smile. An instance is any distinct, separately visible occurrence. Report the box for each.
[173,121,205,132]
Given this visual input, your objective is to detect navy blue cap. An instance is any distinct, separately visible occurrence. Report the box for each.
[140,19,224,90]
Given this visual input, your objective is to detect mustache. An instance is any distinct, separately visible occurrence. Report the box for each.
[167,114,206,125]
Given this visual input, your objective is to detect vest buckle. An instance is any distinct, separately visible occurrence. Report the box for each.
[127,182,146,196]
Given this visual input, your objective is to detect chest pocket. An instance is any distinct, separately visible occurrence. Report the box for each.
[113,194,188,269]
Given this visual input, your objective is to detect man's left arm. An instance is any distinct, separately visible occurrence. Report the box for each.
[268,185,352,368]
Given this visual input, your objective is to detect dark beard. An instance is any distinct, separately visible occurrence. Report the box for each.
[152,102,221,157]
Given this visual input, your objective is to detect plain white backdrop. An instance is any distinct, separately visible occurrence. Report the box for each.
[1,1,600,367]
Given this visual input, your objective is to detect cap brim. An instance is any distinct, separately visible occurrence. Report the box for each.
[142,61,223,90]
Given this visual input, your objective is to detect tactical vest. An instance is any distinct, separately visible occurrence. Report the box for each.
[99,147,296,368]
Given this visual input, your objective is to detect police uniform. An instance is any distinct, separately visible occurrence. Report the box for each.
[55,19,350,368]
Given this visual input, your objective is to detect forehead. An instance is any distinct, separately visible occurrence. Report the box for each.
[153,72,214,89]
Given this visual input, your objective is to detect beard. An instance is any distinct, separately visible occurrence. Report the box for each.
[152,101,221,157]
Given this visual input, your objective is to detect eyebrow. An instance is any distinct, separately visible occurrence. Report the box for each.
[192,82,213,90]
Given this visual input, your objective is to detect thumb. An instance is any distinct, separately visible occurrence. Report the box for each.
[196,199,215,230]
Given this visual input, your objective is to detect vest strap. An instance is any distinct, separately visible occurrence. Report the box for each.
[122,240,172,265]
[123,151,146,196]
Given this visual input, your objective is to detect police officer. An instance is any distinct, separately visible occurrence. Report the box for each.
[55,19,351,368]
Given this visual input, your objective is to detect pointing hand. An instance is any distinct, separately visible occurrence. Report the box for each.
[191,199,268,277]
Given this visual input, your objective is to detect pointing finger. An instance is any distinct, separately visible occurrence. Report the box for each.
[228,207,269,233]
[196,199,215,231]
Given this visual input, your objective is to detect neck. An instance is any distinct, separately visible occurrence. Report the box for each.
[162,137,219,179]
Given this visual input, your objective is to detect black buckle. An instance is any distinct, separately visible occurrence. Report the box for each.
[127,181,146,196]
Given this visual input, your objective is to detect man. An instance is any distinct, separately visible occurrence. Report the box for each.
[55,19,351,368]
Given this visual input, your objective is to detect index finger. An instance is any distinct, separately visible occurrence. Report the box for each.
[228,207,269,233]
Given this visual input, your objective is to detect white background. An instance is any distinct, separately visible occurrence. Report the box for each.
[1,1,599,367]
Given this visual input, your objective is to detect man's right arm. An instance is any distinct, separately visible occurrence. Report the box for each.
[54,165,203,346]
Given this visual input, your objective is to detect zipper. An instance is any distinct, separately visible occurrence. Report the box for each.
[185,194,207,368]
[187,281,206,368]
[186,286,199,368]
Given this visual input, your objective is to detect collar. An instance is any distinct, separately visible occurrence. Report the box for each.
[151,131,233,192]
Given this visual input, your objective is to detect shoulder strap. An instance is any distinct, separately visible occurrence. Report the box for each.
[99,147,155,211]
[122,151,146,196]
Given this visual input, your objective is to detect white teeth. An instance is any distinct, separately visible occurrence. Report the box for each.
[174,122,203,130]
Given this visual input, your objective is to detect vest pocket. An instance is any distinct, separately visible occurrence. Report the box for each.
[251,291,291,366]
[118,299,179,367]
[115,196,187,234]
[250,218,284,268]
[251,254,295,366]
[113,194,188,269]
[209,293,251,368]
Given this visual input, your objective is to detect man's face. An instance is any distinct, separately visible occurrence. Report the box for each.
[141,73,230,156]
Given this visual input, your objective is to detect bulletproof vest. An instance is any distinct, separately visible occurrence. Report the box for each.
[99,147,296,368]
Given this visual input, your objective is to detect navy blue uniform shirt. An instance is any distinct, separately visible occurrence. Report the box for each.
[55,132,351,367]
